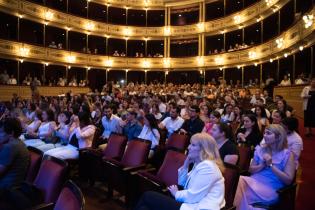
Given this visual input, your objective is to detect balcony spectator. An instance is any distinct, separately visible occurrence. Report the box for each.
[7,75,17,85]
[295,73,308,85]
[48,41,57,48]
[22,77,31,86]
[57,43,63,49]
[32,77,41,86]
[279,75,291,86]
[79,80,85,87]
[135,52,139,57]
[120,52,126,57]
[0,70,10,85]
[113,50,120,56]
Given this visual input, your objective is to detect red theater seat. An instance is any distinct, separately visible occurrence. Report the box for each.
[26,146,43,183]
[102,139,151,205]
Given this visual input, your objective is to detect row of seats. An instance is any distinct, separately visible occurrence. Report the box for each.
[0,147,84,210]
[78,131,297,210]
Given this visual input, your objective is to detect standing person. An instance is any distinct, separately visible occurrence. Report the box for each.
[301,78,315,137]
[0,118,29,196]
[134,133,226,210]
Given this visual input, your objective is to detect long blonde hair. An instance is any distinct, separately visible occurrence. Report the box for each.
[191,133,225,172]
[262,124,288,153]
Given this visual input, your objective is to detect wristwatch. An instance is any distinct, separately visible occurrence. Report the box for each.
[269,163,273,168]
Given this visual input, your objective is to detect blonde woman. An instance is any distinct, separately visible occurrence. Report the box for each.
[234,124,295,210]
[135,133,226,210]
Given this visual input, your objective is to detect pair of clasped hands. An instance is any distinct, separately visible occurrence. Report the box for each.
[168,155,192,197]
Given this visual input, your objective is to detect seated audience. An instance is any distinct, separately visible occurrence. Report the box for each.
[0,118,29,195]
[138,114,160,157]
[236,114,262,147]
[179,105,205,137]
[134,133,226,210]
[123,109,142,141]
[210,123,239,165]
[44,111,96,160]
[234,124,295,209]
[159,106,184,138]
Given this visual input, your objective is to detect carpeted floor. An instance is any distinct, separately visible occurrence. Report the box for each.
[81,118,315,210]
[295,118,315,210]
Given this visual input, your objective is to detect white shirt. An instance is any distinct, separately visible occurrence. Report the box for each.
[280,79,291,86]
[159,103,166,113]
[161,116,184,137]
[101,115,122,138]
[176,160,225,210]
[287,131,303,168]
[74,125,96,148]
[137,125,160,149]
[301,86,311,110]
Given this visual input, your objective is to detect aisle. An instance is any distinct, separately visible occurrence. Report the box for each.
[295,119,315,210]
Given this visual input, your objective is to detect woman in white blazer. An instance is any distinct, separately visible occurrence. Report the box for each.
[134,132,226,210]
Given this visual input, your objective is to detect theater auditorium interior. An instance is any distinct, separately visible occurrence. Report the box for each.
[0,0,314,209]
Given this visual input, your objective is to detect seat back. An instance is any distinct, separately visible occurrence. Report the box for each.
[222,163,240,209]
[166,133,189,151]
[238,144,252,173]
[91,127,101,149]
[121,139,151,167]
[54,180,85,210]
[34,155,68,203]
[102,133,128,159]
[26,146,43,183]
[156,150,186,186]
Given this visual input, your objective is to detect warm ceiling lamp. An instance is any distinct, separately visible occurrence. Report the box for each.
[265,0,274,6]
[123,28,132,36]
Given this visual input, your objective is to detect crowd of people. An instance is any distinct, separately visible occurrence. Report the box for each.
[1,77,315,209]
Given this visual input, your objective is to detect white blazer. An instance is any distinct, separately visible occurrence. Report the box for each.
[175,160,225,210]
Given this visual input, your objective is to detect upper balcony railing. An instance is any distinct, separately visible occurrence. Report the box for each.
[0,0,290,38]
[0,9,313,71]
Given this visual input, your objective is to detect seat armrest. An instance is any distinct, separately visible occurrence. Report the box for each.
[131,167,156,175]
[28,203,54,210]
[277,183,297,194]
[123,164,147,172]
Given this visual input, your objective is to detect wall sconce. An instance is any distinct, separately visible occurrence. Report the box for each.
[234,15,242,24]
[85,22,95,31]
[197,56,204,66]
[270,58,274,63]
[165,71,169,75]
[265,0,274,6]
[197,22,205,32]
[254,63,258,66]
[45,11,54,21]
[104,59,113,67]
[215,57,223,65]
[143,60,151,68]
[66,55,76,63]
[276,38,284,48]
[299,46,304,51]
[123,28,132,36]
[163,58,170,68]
[19,47,30,57]
[303,14,314,29]
[164,26,171,36]
[284,53,288,58]
[248,51,257,59]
